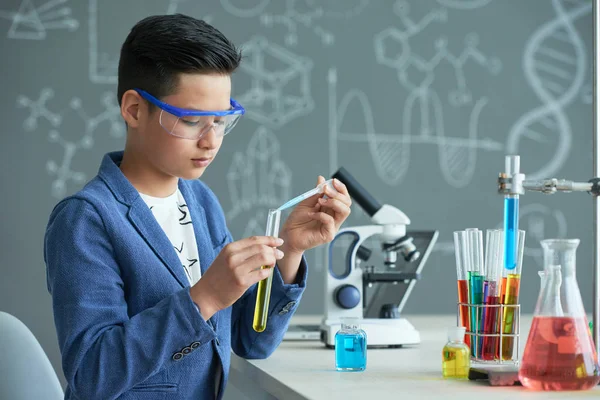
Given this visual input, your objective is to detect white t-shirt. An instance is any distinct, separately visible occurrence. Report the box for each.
[139,188,222,395]
[139,189,201,286]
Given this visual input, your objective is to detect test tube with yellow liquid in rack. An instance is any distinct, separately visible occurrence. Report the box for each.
[253,209,281,332]
[499,229,525,360]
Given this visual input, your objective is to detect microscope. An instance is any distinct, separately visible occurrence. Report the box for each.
[320,167,438,348]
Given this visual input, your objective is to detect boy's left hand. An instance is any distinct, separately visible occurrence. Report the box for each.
[279,176,352,255]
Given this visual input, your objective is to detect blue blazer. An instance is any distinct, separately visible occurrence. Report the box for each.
[44,151,307,400]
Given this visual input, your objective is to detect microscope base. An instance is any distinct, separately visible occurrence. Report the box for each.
[320,317,420,348]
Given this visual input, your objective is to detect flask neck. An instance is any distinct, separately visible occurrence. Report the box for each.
[541,239,579,276]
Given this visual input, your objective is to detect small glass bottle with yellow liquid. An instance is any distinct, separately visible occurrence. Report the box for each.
[442,326,470,379]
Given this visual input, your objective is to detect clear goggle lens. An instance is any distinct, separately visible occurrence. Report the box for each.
[159,109,241,140]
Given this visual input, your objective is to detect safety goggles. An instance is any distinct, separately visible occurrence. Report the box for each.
[135,88,245,140]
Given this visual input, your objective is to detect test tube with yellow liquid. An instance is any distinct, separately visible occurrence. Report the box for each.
[499,229,525,360]
[253,209,281,332]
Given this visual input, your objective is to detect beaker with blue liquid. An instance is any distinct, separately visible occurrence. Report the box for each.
[335,318,367,372]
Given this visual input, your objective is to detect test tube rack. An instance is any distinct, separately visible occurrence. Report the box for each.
[457,303,520,365]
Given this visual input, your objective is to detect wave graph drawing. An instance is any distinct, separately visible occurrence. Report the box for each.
[328,68,501,187]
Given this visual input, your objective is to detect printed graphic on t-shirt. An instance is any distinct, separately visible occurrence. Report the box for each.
[139,190,201,285]
[178,203,192,225]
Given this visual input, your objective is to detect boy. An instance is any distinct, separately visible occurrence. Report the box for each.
[44,14,351,400]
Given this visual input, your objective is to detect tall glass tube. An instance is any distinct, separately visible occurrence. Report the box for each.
[454,231,470,347]
[504,155,520,271]
[500,229,525,360]
[467,228,484,357]
[482,229,503,360]
[253,209,281,332]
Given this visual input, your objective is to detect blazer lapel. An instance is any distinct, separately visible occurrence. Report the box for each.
[128,200,189,288]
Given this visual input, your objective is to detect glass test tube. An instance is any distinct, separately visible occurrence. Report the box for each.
[252,209,281,332]
[453,231,471,347]
[499,229,525,360]
[467,228,484,357]
[481,229,504,360]
[504,156,520,272]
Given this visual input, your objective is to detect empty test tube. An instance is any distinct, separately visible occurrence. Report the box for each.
[252,209,282,332]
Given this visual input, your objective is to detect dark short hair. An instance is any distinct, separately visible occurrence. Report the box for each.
[117,14,242,106]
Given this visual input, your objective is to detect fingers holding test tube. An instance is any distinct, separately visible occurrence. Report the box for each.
[190,234,285,322]
[280,176,352,253]
[316,179,351,225]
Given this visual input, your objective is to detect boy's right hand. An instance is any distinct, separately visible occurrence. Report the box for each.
[189,236,285,320]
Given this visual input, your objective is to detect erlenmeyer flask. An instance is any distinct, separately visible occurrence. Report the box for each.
[519,239,600,390]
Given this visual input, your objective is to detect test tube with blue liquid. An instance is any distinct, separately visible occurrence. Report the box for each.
[504,156,520,272]
[335,317,367,371]
[500,155,524,360]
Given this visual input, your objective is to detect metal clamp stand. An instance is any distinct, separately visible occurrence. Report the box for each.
[495,0,600,350]
[496,0,600,349]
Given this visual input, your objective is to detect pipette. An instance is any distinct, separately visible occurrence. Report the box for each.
[277,179,336,211]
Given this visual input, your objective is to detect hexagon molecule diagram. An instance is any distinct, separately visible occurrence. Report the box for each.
[237,37,315,129]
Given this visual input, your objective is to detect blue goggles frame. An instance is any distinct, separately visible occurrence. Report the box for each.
[134,88,245,118]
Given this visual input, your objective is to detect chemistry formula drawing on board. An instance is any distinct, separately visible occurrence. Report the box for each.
[221,0,370,46]
[237,36,314,130]
[17,88,124,198]
[328,0,503,190]
[0,0,79,40]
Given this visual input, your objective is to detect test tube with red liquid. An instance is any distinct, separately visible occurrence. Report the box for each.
[453,231,470,347]
[481,229,503,360]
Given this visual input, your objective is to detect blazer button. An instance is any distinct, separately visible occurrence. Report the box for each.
[182,346,192,355]
[191,341,200,349]
[172,352,184,361]
[284,301,297,310]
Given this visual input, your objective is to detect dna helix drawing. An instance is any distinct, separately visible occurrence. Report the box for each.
[507,0,591,180]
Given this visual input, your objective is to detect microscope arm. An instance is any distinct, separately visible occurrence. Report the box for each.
[332,167,411,225]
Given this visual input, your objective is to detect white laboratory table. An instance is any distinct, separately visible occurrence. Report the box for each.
[224,314,600,400]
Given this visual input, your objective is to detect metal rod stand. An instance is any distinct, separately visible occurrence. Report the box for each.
[593,0,600,351]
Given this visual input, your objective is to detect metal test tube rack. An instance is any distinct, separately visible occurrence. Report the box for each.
[457,303,521,364]
[497,0,600,349]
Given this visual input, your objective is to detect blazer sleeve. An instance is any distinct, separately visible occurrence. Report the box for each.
[44,198,217,400]
[230,229,308,360]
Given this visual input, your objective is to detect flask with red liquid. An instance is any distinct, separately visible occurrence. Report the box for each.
[519,239,600,391]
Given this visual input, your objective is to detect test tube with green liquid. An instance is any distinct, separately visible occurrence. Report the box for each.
[252,209,281,332]
[466,228,484,358]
